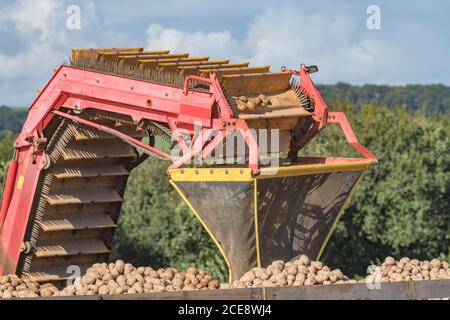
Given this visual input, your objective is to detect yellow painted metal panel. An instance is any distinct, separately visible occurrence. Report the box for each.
[257,161,371,179]
[169,168,253,182]
[222,72,291,96]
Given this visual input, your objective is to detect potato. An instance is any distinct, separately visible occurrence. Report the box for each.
[285,266,298,276]
[40,287,54,297]
[124,263,134,275]
[76,287,89,296]
[183,284,196,291]
[127,288,136,294]
[148,270,160,279]
[391,274,403,282]
[190,277,200,286]
[384,256,396,266]
[409,259,419,266]
[315,272,328,284]
[262,280,275,287]
[195,283,204,290]
[329,273,338,283]
[403,263,413,272]
[98,285,109,295]
[95,279,104,287]
[297,255,311,266]
[143,282,154,292]
[401,270,410,277]
[430,259,441,269]
[304,277,316,285]
[153,284,166,292]
[247,101,257,112]
[126,275,137,287]
[332,269,344,280]
[250,278,261,286]
[0,276,10,285]
[174,272,185,281]
[297,265,309,275]
[254,96,263,106]
[237,102,247,111]
[399,257,410,265]
[311,261,323,271]
[15,283,27,291]
[102,272,114,281]
[132,282,144,294]
[272,260,285,270]
[87,270,101,280]
[81,275,95,286]
[196,273,204,281]
[276,278,288,286]
[308,265,318,274]
[10,277,20,287]
[136,267,145,275]
[287,274,295,286]
[274,273,286,282]
[171,278,183,288]
[240,270,255,283]
[116,274,126,285]
[208,280,220,289]
[135,274,145,284]
[88,284,98,294]
[186,267,199,275]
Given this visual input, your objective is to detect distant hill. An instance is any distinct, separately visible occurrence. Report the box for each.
[0,106,28,139]
[317,83,450,114]
[0,83,448,137]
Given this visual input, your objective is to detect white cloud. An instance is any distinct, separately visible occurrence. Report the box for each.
[0,0,121,105]
[5,0,63,42]
[1,0,449,106]
[145,2,450,86]
[146,24,240,60]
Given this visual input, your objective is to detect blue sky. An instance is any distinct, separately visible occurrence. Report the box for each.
[0,0,449,106]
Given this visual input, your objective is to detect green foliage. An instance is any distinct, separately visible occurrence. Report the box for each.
[0,106,27,139]
[0,132,15,196]
[318,83,450,114]
[304,102,450,276]
[112,158,228,281]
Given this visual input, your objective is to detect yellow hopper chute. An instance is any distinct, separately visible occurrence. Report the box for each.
[170,159,370,281]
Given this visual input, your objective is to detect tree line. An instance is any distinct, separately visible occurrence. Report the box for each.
[317,83,450,114]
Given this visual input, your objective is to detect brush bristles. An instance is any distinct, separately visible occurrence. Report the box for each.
[70,56,209,90]
[289,78,314,112]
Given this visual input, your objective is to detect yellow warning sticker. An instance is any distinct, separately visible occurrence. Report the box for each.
[17,175,24,190]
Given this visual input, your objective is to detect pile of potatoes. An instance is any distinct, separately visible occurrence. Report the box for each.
[0,261,220,298]
[0,274,58,298]
[365,257,450,283]
[2,256,450,298]
[236,94,271,112]
[57,260,220,296]
[220,255,350,289]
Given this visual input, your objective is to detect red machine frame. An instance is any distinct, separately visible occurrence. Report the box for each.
[0,64,376,275]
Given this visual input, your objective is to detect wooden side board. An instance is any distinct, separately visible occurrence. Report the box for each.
[10,280,450,300]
